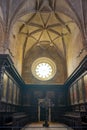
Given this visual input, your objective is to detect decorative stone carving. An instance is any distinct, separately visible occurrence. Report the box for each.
[37,0,55,11]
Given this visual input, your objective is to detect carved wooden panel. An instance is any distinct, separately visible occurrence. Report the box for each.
[1,73,8,102]
[78,78,84,103]
[13,83,17,104]
[84,74,87,102]
[70,86,74,105]
[73,83,78,104]
[8,78,13,103]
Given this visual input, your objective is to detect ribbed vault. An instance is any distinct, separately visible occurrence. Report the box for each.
[0,0,86,84]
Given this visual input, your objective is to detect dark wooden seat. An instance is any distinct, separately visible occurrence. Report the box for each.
[81,115,87,130]
[63,112,82,130]
[13,112,26,120]
[0,112,30,130]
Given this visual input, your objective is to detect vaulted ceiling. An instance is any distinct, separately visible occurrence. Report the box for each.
[17,12,73,58]
[0,0,87,84]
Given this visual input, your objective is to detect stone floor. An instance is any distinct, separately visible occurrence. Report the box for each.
[21,122,73,130]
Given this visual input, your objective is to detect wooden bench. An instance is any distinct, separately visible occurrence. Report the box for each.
[0,112,30,130]
[63,112,82,130]
[81,115,87,130]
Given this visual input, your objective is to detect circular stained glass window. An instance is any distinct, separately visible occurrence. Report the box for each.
[31,57,56,81]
